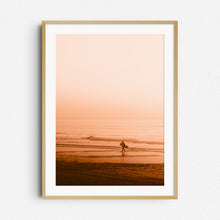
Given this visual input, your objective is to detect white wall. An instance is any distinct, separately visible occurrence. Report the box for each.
[0,0,220,219]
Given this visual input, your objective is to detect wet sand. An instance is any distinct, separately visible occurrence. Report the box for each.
[56,154,164,185]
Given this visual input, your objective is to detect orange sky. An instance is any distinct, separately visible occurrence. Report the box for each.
[56,34,163,120]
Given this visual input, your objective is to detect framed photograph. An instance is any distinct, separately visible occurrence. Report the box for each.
[42,21,178,199]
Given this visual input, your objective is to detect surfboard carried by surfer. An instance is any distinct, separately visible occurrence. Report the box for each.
[120,141,128,156]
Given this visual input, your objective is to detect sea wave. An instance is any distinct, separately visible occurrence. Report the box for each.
[82,136,163,145]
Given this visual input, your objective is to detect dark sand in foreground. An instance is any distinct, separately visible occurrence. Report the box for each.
[56,155,164,185]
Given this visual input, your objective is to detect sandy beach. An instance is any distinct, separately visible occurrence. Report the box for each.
[56,152,164,185]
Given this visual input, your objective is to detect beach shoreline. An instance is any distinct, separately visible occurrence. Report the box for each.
[56,155,164,185]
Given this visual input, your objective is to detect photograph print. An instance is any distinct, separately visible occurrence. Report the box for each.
[43,21,178,198]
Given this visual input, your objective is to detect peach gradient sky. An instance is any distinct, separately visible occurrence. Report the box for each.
[56,34,163,120]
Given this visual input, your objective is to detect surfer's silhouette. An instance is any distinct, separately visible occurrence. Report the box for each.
[120,141,128,156]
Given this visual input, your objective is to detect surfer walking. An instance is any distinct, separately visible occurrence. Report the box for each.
[120,141,128,156]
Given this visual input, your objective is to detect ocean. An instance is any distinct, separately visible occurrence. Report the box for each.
[56,119,164,164]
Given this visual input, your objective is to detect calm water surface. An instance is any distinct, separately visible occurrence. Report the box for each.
[56,119,164,164]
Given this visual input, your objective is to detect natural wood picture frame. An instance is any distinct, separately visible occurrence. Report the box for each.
[42,20,178,199]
